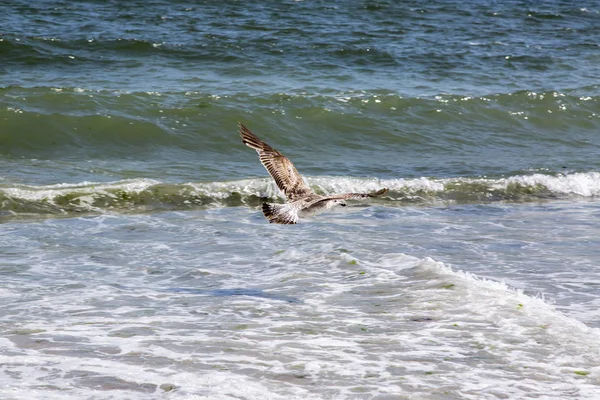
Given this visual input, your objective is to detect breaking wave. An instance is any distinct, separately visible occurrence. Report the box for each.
[1,172,599,219]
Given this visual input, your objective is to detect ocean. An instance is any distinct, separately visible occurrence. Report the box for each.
[1,0,600,398]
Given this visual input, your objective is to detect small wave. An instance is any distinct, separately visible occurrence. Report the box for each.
[311,172,600,201]
[398,256,600,371]
[391,255,600,338]
[1,172,599,219]
[2,85,598,121]
[2,86,599,160]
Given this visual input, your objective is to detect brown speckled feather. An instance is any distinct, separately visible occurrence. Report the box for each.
[239,123,313,201]
[308,189,389,209]
[331,188,389,200]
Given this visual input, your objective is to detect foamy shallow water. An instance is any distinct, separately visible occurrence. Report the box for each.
[2,201,600,399]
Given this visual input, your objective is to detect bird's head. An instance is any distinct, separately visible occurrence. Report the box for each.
[332,199,347,207]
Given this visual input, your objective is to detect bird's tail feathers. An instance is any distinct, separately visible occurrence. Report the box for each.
[262,203,298,224]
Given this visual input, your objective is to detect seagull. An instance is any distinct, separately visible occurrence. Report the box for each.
[239,123,388,224]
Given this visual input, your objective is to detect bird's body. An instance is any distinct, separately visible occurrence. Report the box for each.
[239,123,387,224]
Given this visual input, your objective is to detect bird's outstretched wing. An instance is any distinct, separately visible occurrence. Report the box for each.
[239,123,313,202]
[307,188,388,209]
[334,188,389,200]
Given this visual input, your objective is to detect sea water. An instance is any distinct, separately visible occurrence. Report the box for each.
[1,1,600,398]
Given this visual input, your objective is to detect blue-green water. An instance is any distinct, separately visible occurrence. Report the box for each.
[2,1,600,398]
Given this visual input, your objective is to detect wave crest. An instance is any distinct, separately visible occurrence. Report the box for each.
[1,172,599,219]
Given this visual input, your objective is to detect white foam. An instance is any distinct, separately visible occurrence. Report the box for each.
[307,175,445,195]
[1,179,161,202]
[305,172,600,198]
[2,172,599,211]
[347,255,600,399]
[188,178,281,200]
[3,212,600,399]
[500,172,600,197]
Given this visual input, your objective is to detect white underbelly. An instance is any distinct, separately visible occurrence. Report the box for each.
[297,202,333,218]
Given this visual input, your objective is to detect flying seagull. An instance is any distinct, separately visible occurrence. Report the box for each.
[239,123,388,224]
